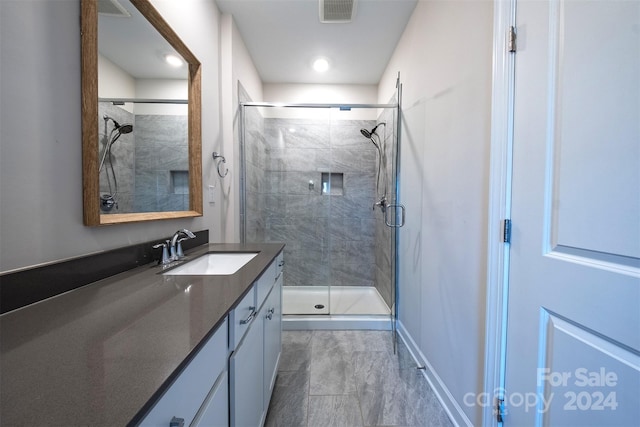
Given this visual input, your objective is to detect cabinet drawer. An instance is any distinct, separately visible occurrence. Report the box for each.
[229,286,256,349]
[140,317,228,426]
[256,260,276,309]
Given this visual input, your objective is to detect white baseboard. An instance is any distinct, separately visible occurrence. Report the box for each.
[397,321,474,427]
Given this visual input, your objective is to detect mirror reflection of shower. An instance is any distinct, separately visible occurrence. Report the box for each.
[360,122,387,211]
[99,115,133,212]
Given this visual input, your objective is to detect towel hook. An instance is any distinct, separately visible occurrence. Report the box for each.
[212,152,228,178]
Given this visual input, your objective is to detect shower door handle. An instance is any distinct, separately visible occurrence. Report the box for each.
[384,204,405,228]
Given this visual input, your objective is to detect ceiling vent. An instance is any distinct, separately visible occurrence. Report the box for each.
[319,0,357,23]
[98,0,131,17]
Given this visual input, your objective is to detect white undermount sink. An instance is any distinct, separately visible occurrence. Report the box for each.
[163,252,259,276]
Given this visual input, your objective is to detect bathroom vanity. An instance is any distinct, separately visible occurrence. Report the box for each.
[0,243,284,426]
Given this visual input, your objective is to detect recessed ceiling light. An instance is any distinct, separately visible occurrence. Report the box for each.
[313,57,330,73]
[164,54,183,67]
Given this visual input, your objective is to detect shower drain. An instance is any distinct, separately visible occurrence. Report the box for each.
[314,304,325,310]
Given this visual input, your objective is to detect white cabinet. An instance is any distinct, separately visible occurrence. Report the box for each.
[229,286,257,349]
[229,254,283,427]
[141,252,283,427]
[263,271,282,408]
[140,318,228,427]
[229,310,264,426]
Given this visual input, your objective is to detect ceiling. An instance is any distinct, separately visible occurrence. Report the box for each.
[99,0,188,80]
[215,0,418,85]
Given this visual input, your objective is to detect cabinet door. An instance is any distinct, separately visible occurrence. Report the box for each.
[229,287,256,349]
[229,313,264,427]
[263,272,282,407]
[140,318,228,427]
[191,371,228,427]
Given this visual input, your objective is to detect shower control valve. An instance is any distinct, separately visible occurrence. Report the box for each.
[373,197,387,212]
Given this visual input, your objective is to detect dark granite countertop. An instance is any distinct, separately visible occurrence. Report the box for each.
[0,243,284,426]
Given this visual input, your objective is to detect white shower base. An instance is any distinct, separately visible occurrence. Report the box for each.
[282,286,392,330]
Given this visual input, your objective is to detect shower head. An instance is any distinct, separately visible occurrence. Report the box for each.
[118,124,133,134]
[360,122,386,139]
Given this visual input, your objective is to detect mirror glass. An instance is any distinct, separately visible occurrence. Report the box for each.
[82,0,202,225]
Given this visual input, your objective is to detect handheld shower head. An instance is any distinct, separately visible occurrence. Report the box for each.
[360,122,386,139]
[360,128,372,139]
[118,124,133,134]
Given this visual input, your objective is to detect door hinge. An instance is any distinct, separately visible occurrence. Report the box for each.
[508,26,517,53]
[496,397,505,423]
[503,219,512,243]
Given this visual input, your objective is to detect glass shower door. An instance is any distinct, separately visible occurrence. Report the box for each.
[243,105,333,315]
[241,101,399,321]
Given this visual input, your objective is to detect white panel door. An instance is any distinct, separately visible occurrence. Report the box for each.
[505,0,640,425]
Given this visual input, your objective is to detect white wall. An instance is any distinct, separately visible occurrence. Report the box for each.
[379,1,494,425]
[134,79,188,115]
[263,83,378,120]
[98,54,136,99]
[0,0,222,272]
[220,14,264,242]
[264,83,377,104]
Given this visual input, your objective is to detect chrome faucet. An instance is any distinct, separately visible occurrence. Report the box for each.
[170,229,196,260]
[153,240,173,265]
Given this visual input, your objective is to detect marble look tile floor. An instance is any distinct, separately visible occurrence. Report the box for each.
[265,330,453,427]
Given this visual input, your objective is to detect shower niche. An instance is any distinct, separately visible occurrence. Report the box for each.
[241,99,399,325]
[321,172,343,195]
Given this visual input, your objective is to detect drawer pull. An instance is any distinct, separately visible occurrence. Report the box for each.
[170,416,185,427]
[278,260,285,267]
[266,307,275,320]
[239,307,256,325]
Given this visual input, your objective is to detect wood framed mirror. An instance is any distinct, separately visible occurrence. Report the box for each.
[81,0,202,226]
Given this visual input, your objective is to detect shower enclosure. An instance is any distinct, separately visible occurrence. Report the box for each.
[240,95,401,329]
[98,100,189,213]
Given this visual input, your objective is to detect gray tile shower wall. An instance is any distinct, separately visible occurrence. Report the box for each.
[373,105,397,309]
[97,103,188,214]
[244,100,267,243]
[246,115,380,289]
[134,114,188,212]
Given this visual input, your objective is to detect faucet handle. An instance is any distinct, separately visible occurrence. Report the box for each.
[176,237,188,258]
[153,242,171,265]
